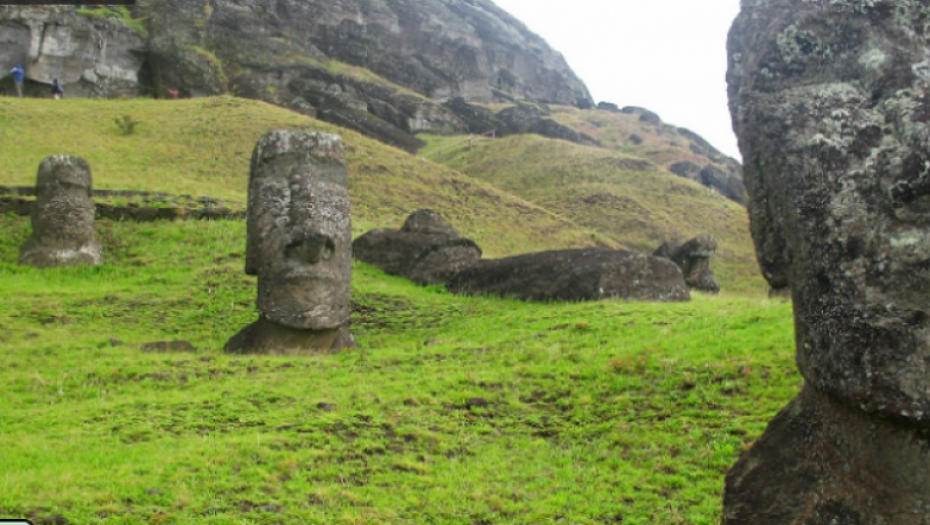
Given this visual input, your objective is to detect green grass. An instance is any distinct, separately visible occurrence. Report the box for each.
[0,215,797,524]
[0,97,606,258]
[419,134,764,295]
[0,96,788,523]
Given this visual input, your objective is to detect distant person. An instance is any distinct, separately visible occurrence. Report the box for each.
[9,64,24,97]
[51,79,63,100]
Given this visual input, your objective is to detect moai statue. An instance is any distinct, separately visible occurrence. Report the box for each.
[19,155,103,268]
[225,130,354,354]
[652,236,720,294]
[725,1,930,522]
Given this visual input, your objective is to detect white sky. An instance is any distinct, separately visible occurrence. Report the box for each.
[491,0,742,160]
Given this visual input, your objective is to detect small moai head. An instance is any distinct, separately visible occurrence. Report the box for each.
[245,130,351,331]
[729,0,930,423]
[19,155,103,268]
[401,209,461,238]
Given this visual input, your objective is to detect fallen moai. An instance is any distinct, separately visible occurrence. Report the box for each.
[652,236,720,293]
[225,130,354,354]
[19,155,104,268]
[724,1,930,522]
[352,209,482,286]
[447,248,690,302]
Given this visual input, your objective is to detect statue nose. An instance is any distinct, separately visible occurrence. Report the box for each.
[286,232,335,264]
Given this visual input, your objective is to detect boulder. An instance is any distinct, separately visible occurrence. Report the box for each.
[597,101,621,113]
[226,130,354,354]
[668,161,702,182]
[724,1,930,521]
[19,155,103,268]
[653,236,720,294]
[447,248,690,303]
[353,209,482,286]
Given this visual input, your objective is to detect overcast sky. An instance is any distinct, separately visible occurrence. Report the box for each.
[491,0,742,160]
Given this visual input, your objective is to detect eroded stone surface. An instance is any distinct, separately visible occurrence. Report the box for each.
[447,248,690,303]
[19,155,103,268]
[653,236,720,293]
[724,1,930,521]
[227,130,353,354]
[353,209,482,286]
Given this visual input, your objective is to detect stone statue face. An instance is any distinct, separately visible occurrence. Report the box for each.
[33,155,96,244]
[729,1,930,423]
[245,131,351,331]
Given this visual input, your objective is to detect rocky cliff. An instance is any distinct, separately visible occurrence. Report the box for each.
[0,6,145,98]
[139,0,594,150]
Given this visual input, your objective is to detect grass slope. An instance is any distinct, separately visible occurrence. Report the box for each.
[0,97,609,257]
[0,215,798,524]
[547,106,735,170]
[419,134,764,295]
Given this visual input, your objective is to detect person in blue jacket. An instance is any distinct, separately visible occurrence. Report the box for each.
[9,64,24,97]
[51,78,63,100]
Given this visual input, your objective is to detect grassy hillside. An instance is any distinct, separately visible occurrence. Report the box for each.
[0,214,798,525]
[420,134,764,294]
[0,97,610,257]
[547,106,736,170]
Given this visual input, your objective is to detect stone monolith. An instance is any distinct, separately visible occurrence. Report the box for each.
[19,155,103,268]
[225,130,354,354]
[724,1,930,522]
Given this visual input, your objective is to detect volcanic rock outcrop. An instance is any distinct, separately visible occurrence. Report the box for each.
[447,248,690,303]
[653,236,719,294]
[19,155,104,268]
[225,130,354,354]
[139,0,593,151]
[353,209,482,286]
[0,6,145,98]
[724,1,930,522]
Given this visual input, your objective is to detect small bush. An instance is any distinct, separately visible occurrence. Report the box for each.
[114,115,138,135]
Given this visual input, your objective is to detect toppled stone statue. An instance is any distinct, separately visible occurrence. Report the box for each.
[724,1,930,522]
[225,130,354,354]
[447,248,690,303]
[653,236,720,294]
[352,209,482,286]
[19,155,104,268]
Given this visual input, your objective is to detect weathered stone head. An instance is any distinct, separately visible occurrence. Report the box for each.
[401,208,461,238]
[19,155,103,268]
[730,0,930,424]
[653,236,720,293]
[227,130,353,354]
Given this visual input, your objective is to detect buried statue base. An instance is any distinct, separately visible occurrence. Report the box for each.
[723,385,930,524]
[224,317,355,355]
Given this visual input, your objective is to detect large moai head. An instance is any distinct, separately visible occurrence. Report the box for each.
[245,130,351,331]
[19,155,103,268]
[729,0,930,423]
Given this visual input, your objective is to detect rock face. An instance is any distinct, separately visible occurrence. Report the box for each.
[653,236,719,294]
[353,209,482,286]
[19,155,104,268]
[725,1,930,522]
[136,0,592,151]
[447,248,690,303]
[0,6,146,98]
[226,130,354,354]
